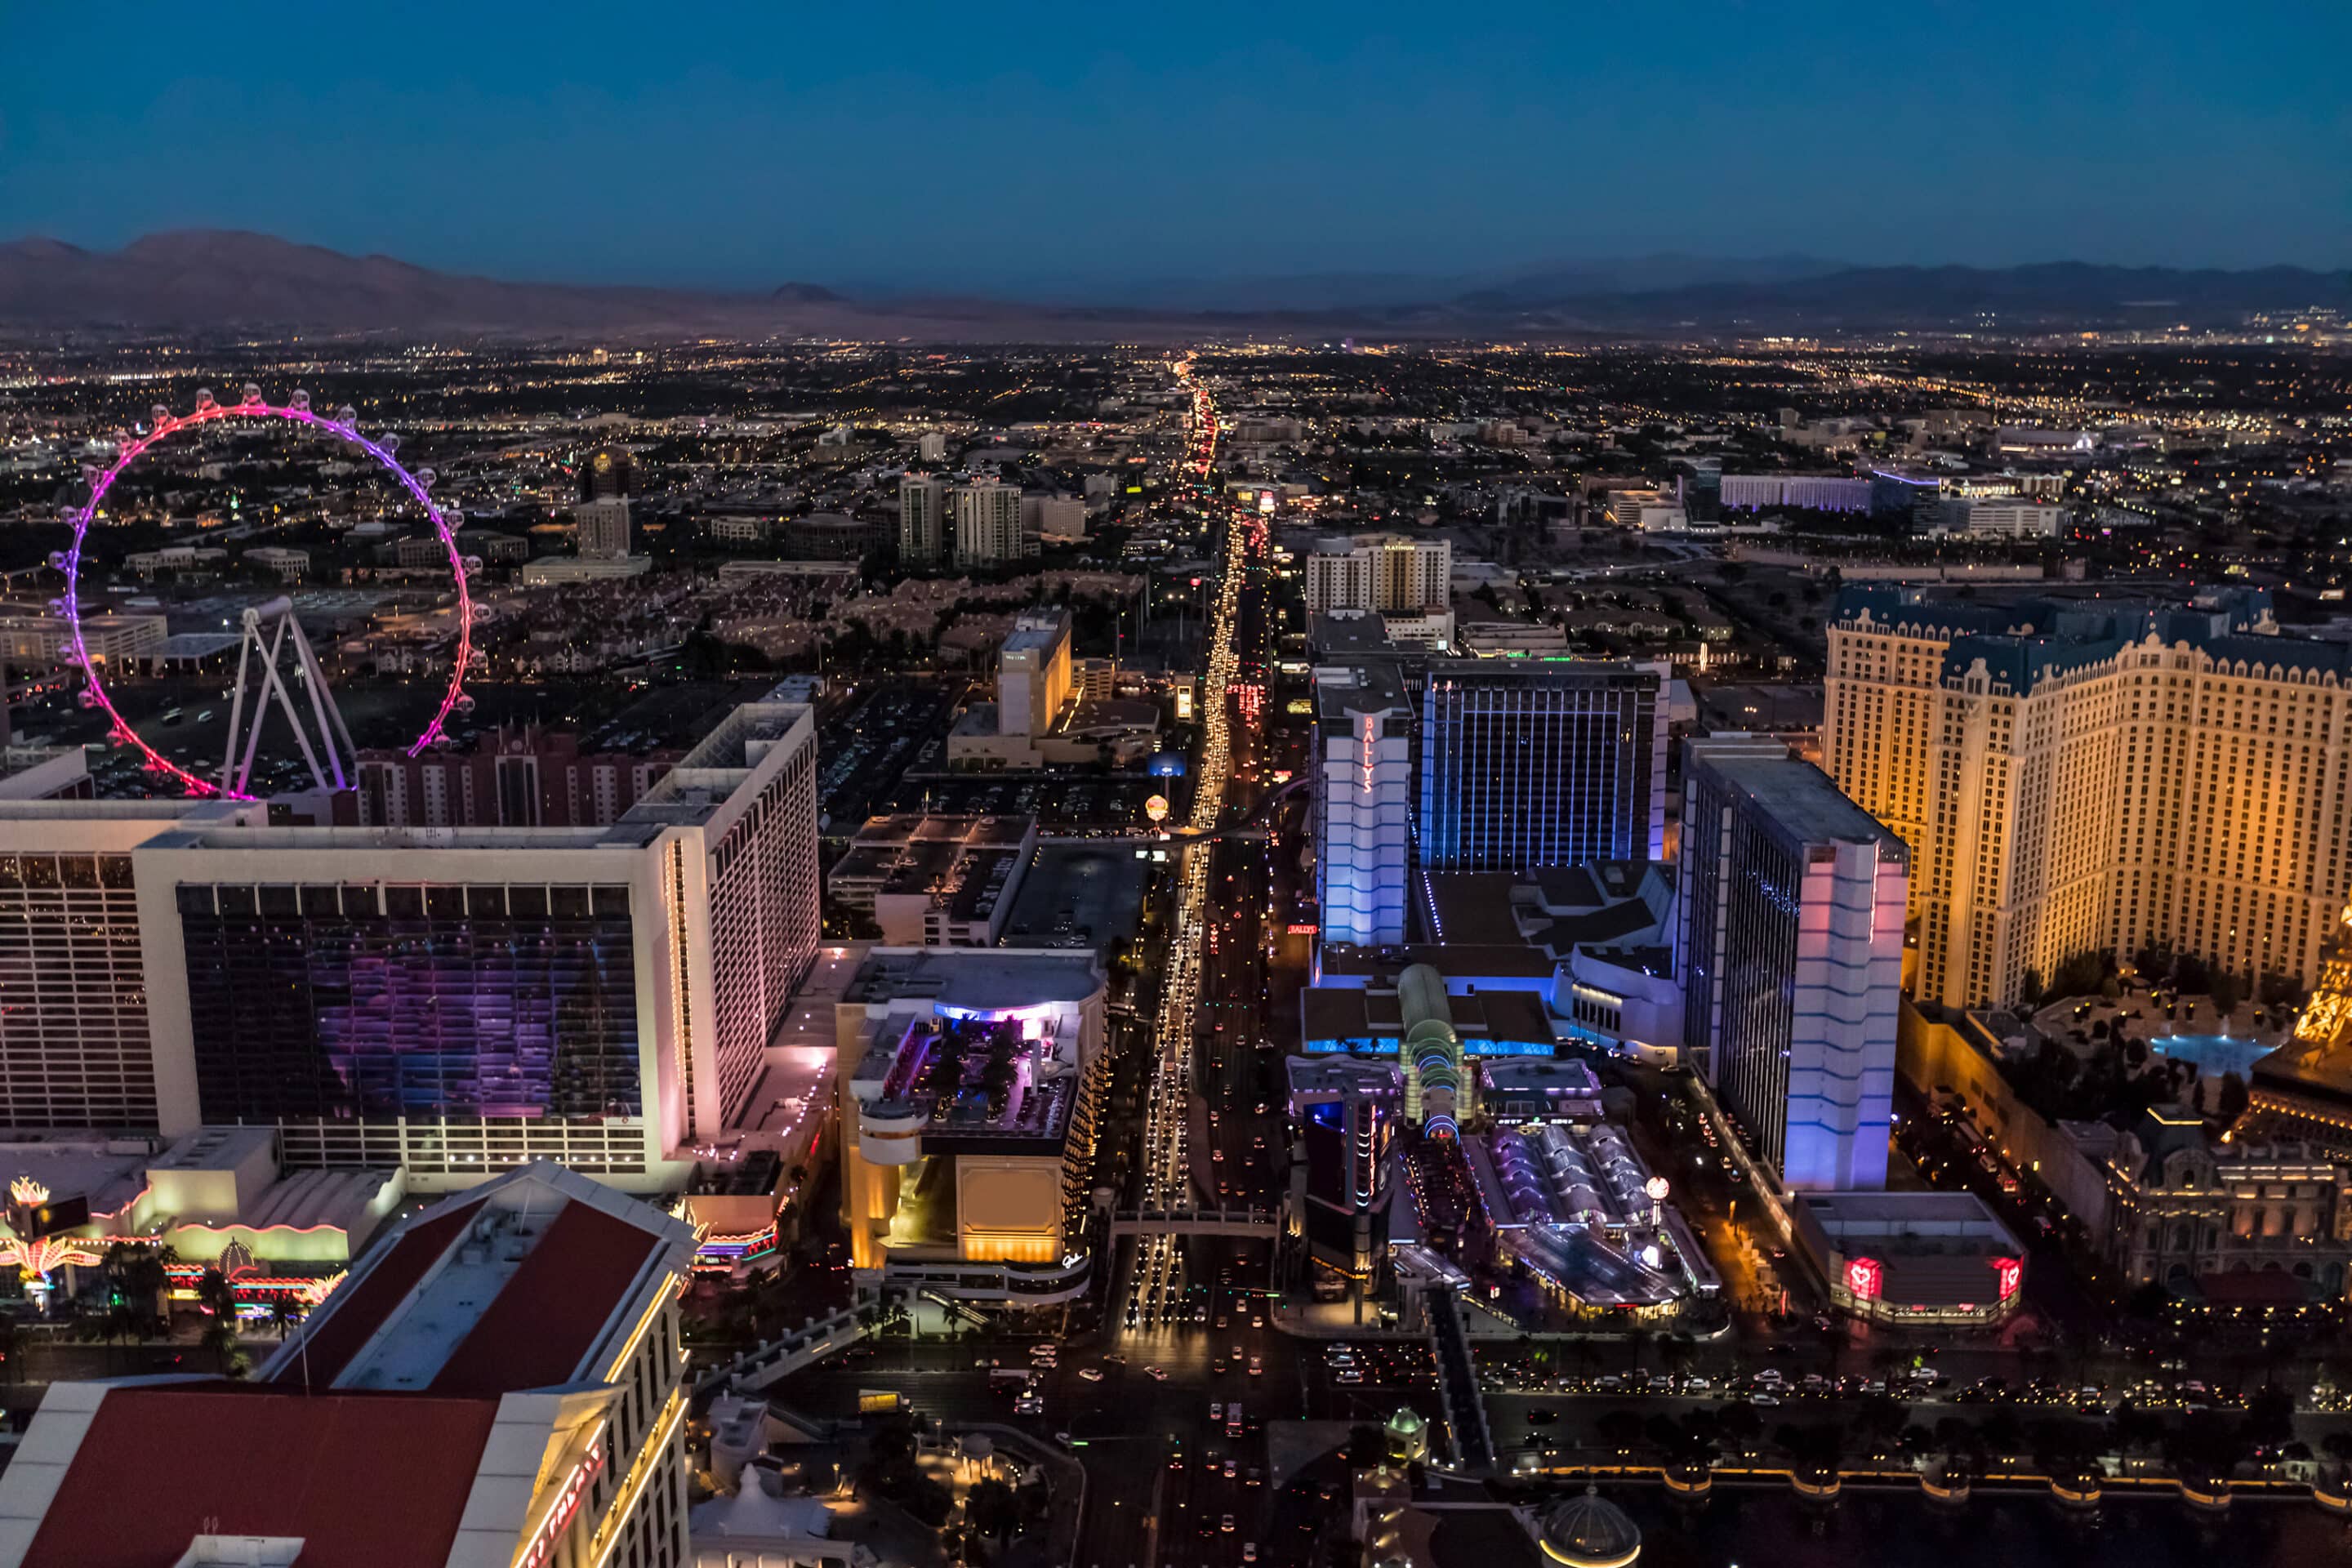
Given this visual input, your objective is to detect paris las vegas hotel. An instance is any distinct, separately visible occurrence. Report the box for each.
[1826,584,2352,1009]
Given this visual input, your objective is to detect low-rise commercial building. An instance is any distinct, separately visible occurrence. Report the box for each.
[1942,497,2065,538]
[827,813,1039,947]
[1800,1190,2026,1326]
[834,947,1107,1307]
[242,546,310,581]
[1602,489,1686,532]
[1719,474,1873,513]
[522,554,652,584]
[1464,1120,1720,1316]
[946,610,1159,769]
[0,612,166,666]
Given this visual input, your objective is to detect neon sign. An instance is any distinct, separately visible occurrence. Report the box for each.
[1846,1257,1883,1301]
[1993,1257,2022,1299]
[693,1223,779,1272]
[517,1426,607,1568]
[935,1001,1055,1027]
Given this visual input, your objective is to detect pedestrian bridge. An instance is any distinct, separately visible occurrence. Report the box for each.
[1108,1204,1281,1237]
[704,1304,865,1394]
[1427,1289,1495,1472]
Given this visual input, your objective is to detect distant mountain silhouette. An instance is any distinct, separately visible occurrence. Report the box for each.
[1458,261,2350,328]
[1451,253,1842,310]
[0,230,855,336]
[0,231,2340,339]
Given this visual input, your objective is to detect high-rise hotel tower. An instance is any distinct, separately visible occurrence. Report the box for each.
[1824,585,2352,1009]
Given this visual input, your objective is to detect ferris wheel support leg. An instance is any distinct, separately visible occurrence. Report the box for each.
[250,616,332,795]
[220,622,257,795]
[230,617,284,797]
[288,619,353,791]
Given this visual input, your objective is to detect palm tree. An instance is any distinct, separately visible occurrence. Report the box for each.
[181,1267,242,1370]
[100,1241,174,1337]
[200,1318,244,1377]
[196,1267,237,1324]
[965,1477,1020,1548]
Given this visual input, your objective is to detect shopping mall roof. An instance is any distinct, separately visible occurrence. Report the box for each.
[845,945,1103,1013]
[6,1380,502,1568]
[1001,839,1151,951]
[1302,975,1558,1055]
[1285,1054,1404,1102]
[268,1160,693,1395]
[152,630,244,661]
[0,1142,150,1219]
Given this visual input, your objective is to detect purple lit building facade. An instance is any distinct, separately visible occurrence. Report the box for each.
[123,704,821,1190]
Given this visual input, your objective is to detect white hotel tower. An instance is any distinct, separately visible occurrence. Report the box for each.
[1311,665,1415,949]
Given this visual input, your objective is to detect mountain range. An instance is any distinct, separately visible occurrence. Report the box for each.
[1,231,2342,341]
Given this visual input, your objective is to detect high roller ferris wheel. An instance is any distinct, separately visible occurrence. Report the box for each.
[52,384,481,800]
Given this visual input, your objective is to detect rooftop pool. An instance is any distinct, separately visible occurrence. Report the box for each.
[2145,1032,2276,1076]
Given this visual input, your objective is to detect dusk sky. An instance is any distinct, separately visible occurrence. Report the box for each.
[8,2,2347,295]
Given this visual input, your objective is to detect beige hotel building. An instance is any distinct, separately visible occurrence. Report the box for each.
[1824,586,2352,1009]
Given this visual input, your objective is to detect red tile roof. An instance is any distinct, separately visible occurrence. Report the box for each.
[270,1196,484,1388]
[428,1197,660,1396]
[22,1383,497,1568]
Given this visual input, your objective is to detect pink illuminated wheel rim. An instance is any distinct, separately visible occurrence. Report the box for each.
[56,388,474,800]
